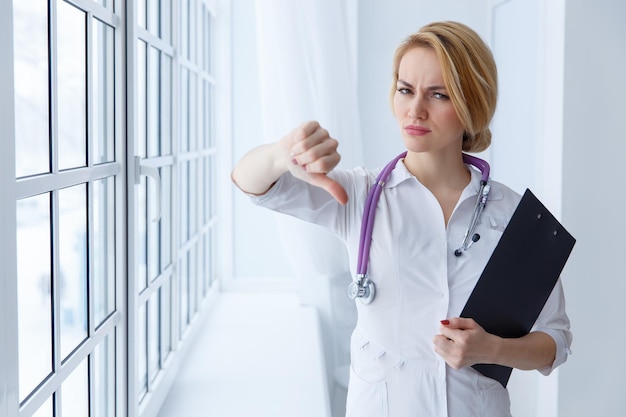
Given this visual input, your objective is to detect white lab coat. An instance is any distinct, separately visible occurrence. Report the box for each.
[250,159,572,417]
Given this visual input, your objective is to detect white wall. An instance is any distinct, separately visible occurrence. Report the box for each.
[559,0,626,415]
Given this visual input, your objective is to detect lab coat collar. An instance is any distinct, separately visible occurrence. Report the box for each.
[381,157,504,201]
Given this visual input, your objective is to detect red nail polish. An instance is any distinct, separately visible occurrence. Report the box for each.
[440,320,450,325]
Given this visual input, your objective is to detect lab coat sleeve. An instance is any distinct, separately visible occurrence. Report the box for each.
[247,168,370,240]
[530,277,573,375]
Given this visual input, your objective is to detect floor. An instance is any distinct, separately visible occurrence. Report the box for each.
[157,291,332,417]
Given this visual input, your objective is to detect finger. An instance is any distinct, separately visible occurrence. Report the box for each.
[443,317,476,330]
[307,173,349,205]
[291,126,332,157]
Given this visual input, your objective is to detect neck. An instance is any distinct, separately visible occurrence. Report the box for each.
[403,151,470,191]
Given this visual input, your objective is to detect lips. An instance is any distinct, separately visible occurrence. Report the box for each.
[405,125,431,136]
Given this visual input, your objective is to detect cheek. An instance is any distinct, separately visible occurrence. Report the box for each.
[442,107,464,130]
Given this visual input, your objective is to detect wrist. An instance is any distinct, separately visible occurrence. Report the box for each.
[487,334,504,365]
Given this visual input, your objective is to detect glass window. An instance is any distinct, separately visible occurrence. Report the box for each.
[161,55,173,155]
[137,40,148,158]
[147,0,159,36]
[148,291,160,381]
[137,176,148,291]
[137,302,147,400]
[161,0,172,43]
[57,0,87,171]
[147,46,160,158]
[137,0,147,29]
[13,0,50,178]
[61,358,89,416]
[160,166,172,269]
[17,193,53,403]
[93,177,116,326]
[32,396,54,417]
[160,279,172,363]
[58,184,88,360]
[93,334,115,417]
[93,19,115,165]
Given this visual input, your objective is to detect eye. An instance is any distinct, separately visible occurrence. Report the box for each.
[432,92,449,100]
[397,87,412,95]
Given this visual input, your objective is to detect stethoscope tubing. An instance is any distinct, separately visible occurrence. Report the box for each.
[352,151,491,302]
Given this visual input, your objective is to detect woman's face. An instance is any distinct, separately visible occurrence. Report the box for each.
[393,47,465,156]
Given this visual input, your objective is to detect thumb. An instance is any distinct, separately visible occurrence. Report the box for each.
[307,173,349,205]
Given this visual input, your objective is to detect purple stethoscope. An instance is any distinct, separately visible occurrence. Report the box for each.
[348,151,492,304]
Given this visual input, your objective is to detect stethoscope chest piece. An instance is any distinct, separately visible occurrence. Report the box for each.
[348,276,375,304]
[349,151,492,305]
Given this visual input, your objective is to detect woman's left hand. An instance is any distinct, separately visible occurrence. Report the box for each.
[433,317,500,369]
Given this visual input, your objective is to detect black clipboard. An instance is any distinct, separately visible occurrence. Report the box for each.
[460,188,576,387]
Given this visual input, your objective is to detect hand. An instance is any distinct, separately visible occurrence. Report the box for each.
[281,121,348,205]
[433,317,500,369]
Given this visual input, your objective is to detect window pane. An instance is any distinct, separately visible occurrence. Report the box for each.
[137,302,147,400]
[137,40,147,157]
[160,166,172,269]
[13,0,50,178]
[147,46,160,158]
[208,155,216,218]
[93,19,115,164]
[136,177,148,291]
[202,157,209,224]
[137,0,146,29]
[57,0,87,170]
[148,0,159,36]
[161,0,172,44]
[189,244,197,314]
[31,395,53,417]
[148,179,160,281]
[59,184,88,360]
[189,73,197,151]
[202,6,212,74]
[160,279,171,363]
[94,333,115,417]
[180,68,189,152]
[202,81,211,149]
[179,161,189,244]
[179,252,188,336]
[161,55,172,155]
[180,0,189,59]
[93,177,116,326]
[61,358,89,417]
[17,194,52,402]
[148,291,160,382]
[189,159,197,236]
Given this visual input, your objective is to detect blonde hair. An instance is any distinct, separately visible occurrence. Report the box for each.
[390,21,497,152]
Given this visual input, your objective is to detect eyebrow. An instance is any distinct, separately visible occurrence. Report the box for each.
[397,79,447,91]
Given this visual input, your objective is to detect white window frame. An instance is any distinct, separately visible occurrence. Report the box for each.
[0,0,232,416]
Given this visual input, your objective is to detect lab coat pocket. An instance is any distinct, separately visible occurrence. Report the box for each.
[478,380,512,417]
[345,366,389,417]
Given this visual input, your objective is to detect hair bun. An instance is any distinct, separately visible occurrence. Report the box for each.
[463,128,492,153]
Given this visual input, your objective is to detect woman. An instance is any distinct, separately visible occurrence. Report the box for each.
[232,21,571,417]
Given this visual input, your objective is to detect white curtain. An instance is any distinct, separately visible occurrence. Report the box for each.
[254,1,363,414]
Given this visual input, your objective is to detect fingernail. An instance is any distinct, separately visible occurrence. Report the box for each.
[292,158,298,165]
[440,320,450,325]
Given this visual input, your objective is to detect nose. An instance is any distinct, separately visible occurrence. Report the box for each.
[408,96,427,120]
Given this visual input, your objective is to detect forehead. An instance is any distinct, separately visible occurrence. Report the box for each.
[397,46,444,83]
